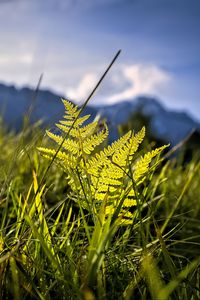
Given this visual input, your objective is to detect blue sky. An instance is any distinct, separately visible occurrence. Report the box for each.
[0,0,200,120]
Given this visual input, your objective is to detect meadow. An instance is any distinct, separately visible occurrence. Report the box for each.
[0,95,199,300]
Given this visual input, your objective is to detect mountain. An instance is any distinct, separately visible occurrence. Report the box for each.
[0,83,64,130]
[96,97,200,145]
[0,83,199,146]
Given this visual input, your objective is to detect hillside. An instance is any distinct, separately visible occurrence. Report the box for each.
[0,83,199,146]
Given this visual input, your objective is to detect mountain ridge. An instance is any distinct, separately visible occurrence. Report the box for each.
[0,82,199,146]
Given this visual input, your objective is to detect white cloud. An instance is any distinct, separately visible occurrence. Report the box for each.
[67,73,98,103]
[106,64,171,104]
[0,53,33,65]
[66,64,171,105]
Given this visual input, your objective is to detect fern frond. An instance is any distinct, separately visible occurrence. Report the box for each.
[83,125,108,154]
[79,121,99,138]
[133,145,168,182]
[100,165,123,180]
[37,147,76,167]
[60,114,90,127]
[86,131,132,174]
[38,99,168,226]
[112,127,145,166]
[46,131,79,155]
[123,199,137,207]
[56,121,98,141]
[102,130,132,157]
[62,99,79,117]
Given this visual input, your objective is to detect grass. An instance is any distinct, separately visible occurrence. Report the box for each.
[0,109,199,300]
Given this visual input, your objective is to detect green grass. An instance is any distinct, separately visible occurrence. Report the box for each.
[0,113,200,300]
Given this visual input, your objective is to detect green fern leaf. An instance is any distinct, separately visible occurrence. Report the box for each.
[133,145,168,183]
[38,99,168,225]
[83,125,108,154]
[46,131,79,155]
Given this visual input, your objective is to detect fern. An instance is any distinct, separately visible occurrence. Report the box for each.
[38,99,168,224]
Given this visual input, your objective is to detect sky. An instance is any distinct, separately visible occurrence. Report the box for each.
[0,0,200,120]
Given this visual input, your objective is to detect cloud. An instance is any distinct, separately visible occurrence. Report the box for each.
[66,64,171,105]
[0,53,33,65]
[106,64,171,104]
[67,73,98,103]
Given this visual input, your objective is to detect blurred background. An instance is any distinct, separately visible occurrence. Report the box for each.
[0,0,200,146]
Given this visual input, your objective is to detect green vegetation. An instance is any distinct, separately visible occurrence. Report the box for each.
[0,100,200,300]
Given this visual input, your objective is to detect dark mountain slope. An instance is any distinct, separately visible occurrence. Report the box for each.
[0,83,199,146]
